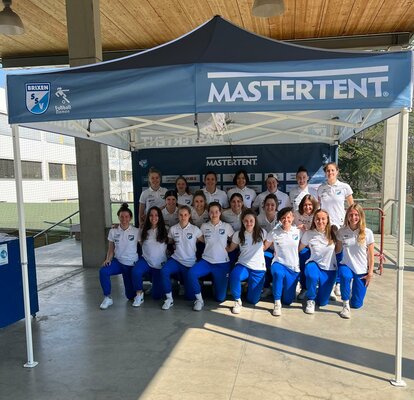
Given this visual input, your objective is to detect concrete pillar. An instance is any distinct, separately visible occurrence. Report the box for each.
[382,114,399,234]
[66,0,111,267]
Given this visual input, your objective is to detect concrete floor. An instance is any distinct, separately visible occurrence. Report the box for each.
[1,236,414,400]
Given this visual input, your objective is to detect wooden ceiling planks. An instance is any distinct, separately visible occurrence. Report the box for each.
[1,0,413,59]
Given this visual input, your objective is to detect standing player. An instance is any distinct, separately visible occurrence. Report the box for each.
[138,167,167,226]
[253,174,290,213]
[289,166,318,212]
[227,169,257,208]
[202,171,229,208]
[175,176,193,206]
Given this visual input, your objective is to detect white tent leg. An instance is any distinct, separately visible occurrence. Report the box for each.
[390,109,409,387]
[11,124,38,368]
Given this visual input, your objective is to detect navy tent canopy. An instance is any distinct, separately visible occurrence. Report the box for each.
[5,16,413,150]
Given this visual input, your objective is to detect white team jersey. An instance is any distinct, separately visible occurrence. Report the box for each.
[201,220,234,264]
[293,211,313,231]
[169,223,202,267]
[162,207,179,228]
[257,213,278,233]
[202,188,229,208]
[227,186,257,208]
[141,228,167,269]
[266,226,300,272]
[139,186,168,213]
[301,230,337,271]
[221,209,242,231]
[317,180,353,227]
[177,193,193,206]
[190,208,209,227]
[289,185,318,211]
[337,227,374,274]
[232,229,266,271]
[108,225,139,266]
[253,189,290,213]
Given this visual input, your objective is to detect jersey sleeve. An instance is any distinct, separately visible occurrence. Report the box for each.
[195,226,203,239]
[232,231,241,245]
[107,228,115,242]
[300,230,310,246]
[365,228,374,245]
[345,183,353,196]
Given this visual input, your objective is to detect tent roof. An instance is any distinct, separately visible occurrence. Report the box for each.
[6,16,413,151]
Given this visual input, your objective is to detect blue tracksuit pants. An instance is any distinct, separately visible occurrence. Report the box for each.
[188,259,230,302]
[271,262,300,305]
[305,261,337,306]
[99,258,135,300]
[338,264,368,309]
[160,258,194,299]
[299,247,310,290]
[230,264,265,305]
[131,257,163,300]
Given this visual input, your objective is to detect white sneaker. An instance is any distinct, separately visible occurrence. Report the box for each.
[193,299,204,311]
[329,288,337,301]
[297,288,307,300]
[260,287,272,298]
[132,294,144,307]
[272,300,282,316]
[100,296,113,310]
[339,305,351,319]
[334,283,341,298]
[305,299,315,314]
[162,298,174,310]
[232,300,242,314]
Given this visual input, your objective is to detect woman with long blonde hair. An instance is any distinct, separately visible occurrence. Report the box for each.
[336,204,375,319]
[299,209,337,314]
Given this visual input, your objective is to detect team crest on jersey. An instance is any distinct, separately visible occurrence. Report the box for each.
[245,195,250,200]
[186,233,193,239]
[336,190,342,195]
[219,229,225,235]
[293,234,299,241]
[128,235,134,241]
[26,83,50,115]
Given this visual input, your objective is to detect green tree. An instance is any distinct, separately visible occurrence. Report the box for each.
[339,111,414,201]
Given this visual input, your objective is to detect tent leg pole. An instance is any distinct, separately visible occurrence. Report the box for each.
[11,124,38,368]
[390,109,409,387]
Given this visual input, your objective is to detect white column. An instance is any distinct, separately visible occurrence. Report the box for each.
[12,124,38,368]
[390,108,409,387]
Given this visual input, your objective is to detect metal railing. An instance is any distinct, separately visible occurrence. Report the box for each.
[33,210,79,245]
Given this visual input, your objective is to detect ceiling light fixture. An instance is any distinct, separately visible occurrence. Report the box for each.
[252,0,285,18]
[0,0,24,35]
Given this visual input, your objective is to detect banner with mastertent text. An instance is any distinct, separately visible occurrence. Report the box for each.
[6,51,412,124]
[132,143,335,223]
[196,52,412,113]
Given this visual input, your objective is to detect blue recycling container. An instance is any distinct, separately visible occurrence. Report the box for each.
[0,237,39,328]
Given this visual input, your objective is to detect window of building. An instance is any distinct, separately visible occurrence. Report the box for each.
[120,171,132,182]
[65,164,77,180]
[49,163,77,181]
[0,159,42,179]
[110,169,118,181]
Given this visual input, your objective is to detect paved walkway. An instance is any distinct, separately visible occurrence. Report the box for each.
[0,237,413,400]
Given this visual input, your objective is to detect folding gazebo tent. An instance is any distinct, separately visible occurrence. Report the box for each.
[6,16,413,385]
